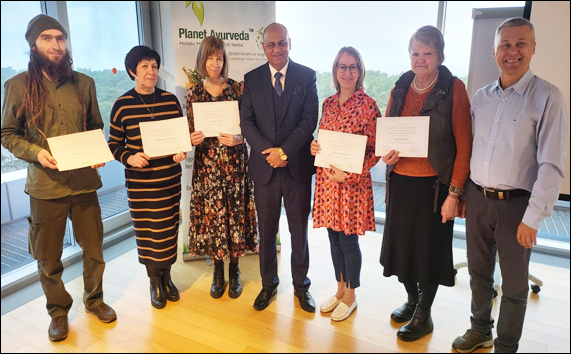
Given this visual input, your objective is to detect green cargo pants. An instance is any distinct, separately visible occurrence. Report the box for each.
[28,192,105,318]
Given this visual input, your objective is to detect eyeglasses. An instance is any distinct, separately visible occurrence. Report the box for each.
[337,65,359,73]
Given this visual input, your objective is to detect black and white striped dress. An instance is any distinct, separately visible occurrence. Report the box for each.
[108,88,184,269]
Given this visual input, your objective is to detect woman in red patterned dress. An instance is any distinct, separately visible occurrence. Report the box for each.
[311,47,381,322]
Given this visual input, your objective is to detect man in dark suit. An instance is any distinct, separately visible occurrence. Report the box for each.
[240,23,319,312]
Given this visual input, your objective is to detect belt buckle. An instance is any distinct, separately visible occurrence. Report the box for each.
[484,188,505,200]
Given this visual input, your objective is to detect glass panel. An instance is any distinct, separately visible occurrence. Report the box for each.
[1,1,42,174]
[276,1,439,185]
[443,1,526,87]
[66,1,139,220]
[0,2,70,277]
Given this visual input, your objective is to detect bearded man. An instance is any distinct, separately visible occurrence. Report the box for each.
[1,14,116,342]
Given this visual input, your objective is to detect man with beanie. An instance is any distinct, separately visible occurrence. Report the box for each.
[1,14,116,342]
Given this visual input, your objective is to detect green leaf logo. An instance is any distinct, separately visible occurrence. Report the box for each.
[185,1,205,27]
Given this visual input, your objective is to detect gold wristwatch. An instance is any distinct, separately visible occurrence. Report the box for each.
[278,147,288,161]
[449,185,463,196]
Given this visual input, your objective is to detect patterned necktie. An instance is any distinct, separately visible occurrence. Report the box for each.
[274,72,283,97]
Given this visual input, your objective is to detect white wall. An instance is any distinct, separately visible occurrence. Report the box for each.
[530,1,571,197]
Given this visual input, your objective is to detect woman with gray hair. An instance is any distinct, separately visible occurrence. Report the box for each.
[379,25,472,341]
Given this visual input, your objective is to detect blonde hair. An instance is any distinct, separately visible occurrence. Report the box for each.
[408,25,445,65]
[332,46,366,94]
[196,36,229,79]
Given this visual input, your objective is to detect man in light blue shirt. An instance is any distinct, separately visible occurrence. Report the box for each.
[452,18,568,353]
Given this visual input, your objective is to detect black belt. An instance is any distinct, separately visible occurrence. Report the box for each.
[475,184,530,201]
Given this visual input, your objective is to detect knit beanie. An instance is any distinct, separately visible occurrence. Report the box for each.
[25,14,68,48]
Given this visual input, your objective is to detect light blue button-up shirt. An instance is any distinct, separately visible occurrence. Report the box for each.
[470,69,568,229]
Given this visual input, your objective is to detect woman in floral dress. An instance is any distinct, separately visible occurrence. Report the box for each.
[311,47,381,321]
[187,36,258,299]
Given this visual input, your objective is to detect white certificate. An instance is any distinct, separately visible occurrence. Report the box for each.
[314,129,368,174]
[47,129,114,172]
[139,116,193,158]
[375,116,430,158]
[192,100,241,137]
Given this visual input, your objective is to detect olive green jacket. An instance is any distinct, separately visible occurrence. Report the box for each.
[1,71,104,199]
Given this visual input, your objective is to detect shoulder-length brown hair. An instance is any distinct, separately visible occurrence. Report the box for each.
[196,36,229,79]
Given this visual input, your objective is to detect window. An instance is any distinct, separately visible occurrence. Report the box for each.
[1,1,139,281]
[277,1,440,183]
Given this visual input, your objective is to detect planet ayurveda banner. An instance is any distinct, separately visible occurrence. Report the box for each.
[170,1,275,260]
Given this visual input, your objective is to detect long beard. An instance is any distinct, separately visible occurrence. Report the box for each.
[32,48,73,82]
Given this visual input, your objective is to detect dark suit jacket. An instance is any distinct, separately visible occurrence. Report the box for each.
[240,60,319,185]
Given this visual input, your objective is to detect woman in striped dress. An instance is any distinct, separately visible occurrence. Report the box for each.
[108,46,185,309]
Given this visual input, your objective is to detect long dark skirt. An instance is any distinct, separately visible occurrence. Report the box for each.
[380,172,455,287]
[127,179,181,269]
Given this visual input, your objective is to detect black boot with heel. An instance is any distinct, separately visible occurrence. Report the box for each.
[210,261,226,298]
[146,265,166,309]
[228,263,242,299]
[161,266,180,302]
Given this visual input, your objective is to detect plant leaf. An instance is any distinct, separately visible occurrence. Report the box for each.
[192,1,204,27]
[185,1,192,8]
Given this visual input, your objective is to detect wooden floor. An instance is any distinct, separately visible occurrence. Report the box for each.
[1,218,570,353]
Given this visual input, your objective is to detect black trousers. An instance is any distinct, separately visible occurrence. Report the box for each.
[253,168,311,292]
[28,192,105,318]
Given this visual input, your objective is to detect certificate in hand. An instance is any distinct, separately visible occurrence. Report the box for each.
[192,100,241,137]
[375,116,430,157]
[47,129,114,172]
[139,116,193,158]
[314,129,368,174]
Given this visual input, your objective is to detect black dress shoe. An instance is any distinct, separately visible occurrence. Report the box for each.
[397,304,433,342]
[253,288,277,311]
[48,315,68,342]
[294,289,316,313]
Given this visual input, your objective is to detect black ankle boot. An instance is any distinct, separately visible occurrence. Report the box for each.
[161,267,180,302]
[397,304,434,342]
[228,263,242,299]
[210,261,226,299]
[146,265,166,309]
[390,293,418,323]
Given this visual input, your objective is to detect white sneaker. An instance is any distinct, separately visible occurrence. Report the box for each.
[331,300,357,321]
[320,295,342,313]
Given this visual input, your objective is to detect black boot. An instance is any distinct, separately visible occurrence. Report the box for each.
[146,265,166,309]
[161,267,180,302]
[210,261,226,299]
[397,304,434,342]
[228,263,242,299]
[390,293,418,323]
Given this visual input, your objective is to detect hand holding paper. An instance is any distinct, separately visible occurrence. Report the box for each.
[314,129,367,174]
[47,129,114,171]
